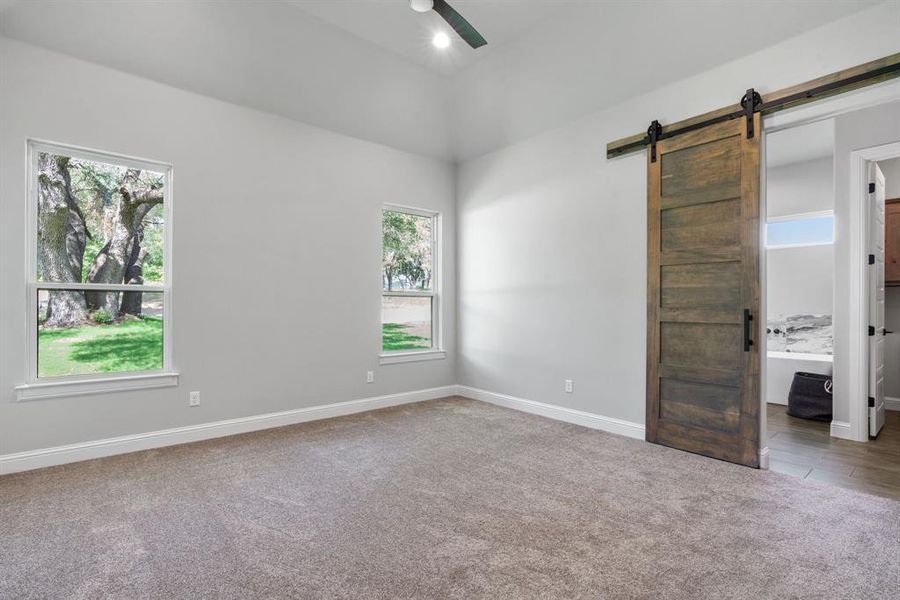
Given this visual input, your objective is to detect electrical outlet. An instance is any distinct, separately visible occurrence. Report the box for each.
[366,371,375,384]
[189,391,200,407]
[564,379,574,393]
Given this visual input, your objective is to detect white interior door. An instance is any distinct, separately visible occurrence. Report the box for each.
[869,162,886,437]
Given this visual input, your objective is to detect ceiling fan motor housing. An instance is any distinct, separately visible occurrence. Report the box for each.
[410,0,434,13]
[409,0,487,49]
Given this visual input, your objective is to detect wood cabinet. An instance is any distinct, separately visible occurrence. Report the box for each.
[886,200,900,285]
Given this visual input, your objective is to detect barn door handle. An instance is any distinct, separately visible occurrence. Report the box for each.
[743,309,754,352]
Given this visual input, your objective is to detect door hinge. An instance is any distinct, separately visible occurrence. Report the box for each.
[869,182,876,194]
[869,254,876,265]
[869,396,875,408]
[869,325,876,336]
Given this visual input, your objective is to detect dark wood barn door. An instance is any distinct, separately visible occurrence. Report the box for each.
[646,114,761,467]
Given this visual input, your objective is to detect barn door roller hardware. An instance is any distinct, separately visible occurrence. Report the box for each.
[646,87,759,162]
[648,120,662,163]
[742,89,762,138]
[609,53,900,159]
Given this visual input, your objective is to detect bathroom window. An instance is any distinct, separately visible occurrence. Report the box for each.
[766,212,834,248]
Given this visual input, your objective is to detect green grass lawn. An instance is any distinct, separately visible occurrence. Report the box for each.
[38,319,418,377]
[38,317,163,378]
[382,323,431,352]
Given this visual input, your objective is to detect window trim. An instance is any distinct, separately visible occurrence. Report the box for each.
[765,209,835,249]
[17,140,177,401]
[380,203,443,364]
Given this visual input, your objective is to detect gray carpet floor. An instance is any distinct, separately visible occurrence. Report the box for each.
[1,397,898,599]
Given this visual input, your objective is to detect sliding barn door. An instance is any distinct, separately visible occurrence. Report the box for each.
[646,115,761,467]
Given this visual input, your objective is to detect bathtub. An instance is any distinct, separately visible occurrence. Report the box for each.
[766,351,833,406]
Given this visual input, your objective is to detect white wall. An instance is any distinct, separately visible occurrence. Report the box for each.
[766,157,834,218]
[0,38,456,455]
[765,155,835,329]
[880,157,900,199]
[767,245,834,318]
[457,3,900,426]
[832,100,900,423]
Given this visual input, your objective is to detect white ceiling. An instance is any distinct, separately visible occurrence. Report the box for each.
[287,0,565,75]
[0,0,886,161]
[0,0,455,158]
[766,119,835,169]
[447,0,884,158]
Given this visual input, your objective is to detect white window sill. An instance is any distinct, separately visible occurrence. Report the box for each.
[15,372,179,401]
[379,350,446,365]
[766,242,834,250]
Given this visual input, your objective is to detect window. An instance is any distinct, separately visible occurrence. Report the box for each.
[766,212,834,248]
[381,206,443,363]
[18,141,175,400]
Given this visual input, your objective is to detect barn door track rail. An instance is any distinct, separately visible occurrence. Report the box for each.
[607,53,900,160]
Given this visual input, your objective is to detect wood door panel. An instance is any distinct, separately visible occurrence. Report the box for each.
[660,398,741,434]
[660,186,743,210]
[660,196,740,229]
[658,364,741,387]
[660,322,742,370]
[660,377,741,412]
[661,262,741,309]
[661,199,741,251]
[655,421,752,464]
[647,115,760,467]
[660,247,742,266]
[659,308,742,324]
[660,136,741,197]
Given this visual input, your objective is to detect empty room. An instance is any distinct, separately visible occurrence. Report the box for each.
[1,1,899,598]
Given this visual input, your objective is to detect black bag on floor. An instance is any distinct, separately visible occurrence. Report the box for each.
[787,371,833,421]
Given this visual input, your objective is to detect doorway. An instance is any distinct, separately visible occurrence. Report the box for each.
[761,97,900,499]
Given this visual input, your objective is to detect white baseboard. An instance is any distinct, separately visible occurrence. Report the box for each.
[830,419,853,440]
[759,446,769,470]
[0,385,457,475]
[455,385,645,440]
[885,396,900,411]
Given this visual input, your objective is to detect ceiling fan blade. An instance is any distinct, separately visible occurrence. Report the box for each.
[432,0,487,49]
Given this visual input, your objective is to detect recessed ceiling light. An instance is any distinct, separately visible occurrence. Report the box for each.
[432,31,451,49]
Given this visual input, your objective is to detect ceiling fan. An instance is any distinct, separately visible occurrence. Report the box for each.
[409,0,487,49]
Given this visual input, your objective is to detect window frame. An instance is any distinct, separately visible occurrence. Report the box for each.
[16,140,177,401]
[380,204,445,365]
[766,209,835,249]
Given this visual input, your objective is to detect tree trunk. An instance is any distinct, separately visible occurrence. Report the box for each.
[84,204,135,315]
[37,154,88,327]
[85,171,162,315]
[120,224,149,316]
